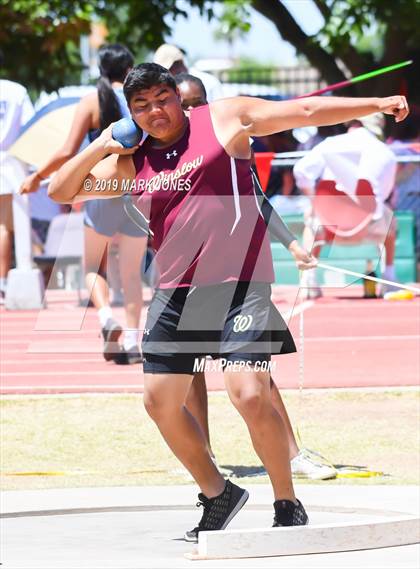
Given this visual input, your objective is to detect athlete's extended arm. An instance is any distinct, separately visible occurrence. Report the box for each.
[211,95,408,155]
[48,124,137,203]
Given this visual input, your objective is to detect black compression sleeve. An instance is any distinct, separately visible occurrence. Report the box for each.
[251,169,297,249]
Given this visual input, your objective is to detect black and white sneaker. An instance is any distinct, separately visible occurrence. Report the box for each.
[114,346,143,365]
[101,318,123,361]
[184,480,249,542]
[272,498,309,527]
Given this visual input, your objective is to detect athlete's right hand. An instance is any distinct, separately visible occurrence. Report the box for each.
[96,124,139,155]
[378,95,409,122]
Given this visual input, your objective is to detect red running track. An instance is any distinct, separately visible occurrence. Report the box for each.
[1,286,419,395]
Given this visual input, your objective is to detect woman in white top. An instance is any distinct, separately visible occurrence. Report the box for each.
[20,44,146,364]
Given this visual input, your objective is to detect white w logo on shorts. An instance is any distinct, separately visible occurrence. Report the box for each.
[233,315,253,333]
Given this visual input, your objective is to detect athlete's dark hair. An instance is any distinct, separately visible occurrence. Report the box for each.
[97,44,134,131]
[124,63,177,106]
[174,73,207,100]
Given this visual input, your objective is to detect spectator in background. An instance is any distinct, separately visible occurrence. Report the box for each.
[251,130,311,216]
[0,74,35,303]
[268,126,347,216]
[20,44,146,364]
[388,115,420,259]
[175,73,208,110]
[261,131,298,200]
[294,114,398,297]
[295,125,346,152]
[29,184,63,250]
[153,43,224,101]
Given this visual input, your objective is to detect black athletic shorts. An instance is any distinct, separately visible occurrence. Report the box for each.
[142,281,296,375]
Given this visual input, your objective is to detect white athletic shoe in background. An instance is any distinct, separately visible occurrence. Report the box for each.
[291,449,337,480]
[300,269,323,299]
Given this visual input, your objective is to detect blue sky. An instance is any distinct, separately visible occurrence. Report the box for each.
[165,0,324,65]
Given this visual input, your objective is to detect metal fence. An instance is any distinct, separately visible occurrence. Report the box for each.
[216,66,324,97]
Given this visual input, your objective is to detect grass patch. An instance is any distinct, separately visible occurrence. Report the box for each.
[1,391,419,490]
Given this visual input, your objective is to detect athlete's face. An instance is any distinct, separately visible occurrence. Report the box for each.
[129,84,184,141]
[178,81,207,110]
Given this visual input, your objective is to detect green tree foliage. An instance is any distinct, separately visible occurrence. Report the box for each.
[1,0,418,102]
[0,0,209,93]
[0,1,93,92]
[251,0,419,99]
[213,0,251,55]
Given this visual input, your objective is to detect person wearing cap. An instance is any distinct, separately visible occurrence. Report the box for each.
[153,43,224,102]
[293,114,398,297]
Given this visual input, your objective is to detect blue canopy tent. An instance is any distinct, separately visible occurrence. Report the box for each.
[9,97,81,169]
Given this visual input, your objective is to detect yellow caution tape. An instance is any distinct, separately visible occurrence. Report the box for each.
[336,469,384,479]
[1,469,168,477]
[384,290,415,301]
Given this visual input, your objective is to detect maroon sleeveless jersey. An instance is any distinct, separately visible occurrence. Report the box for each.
[132,104,274,288]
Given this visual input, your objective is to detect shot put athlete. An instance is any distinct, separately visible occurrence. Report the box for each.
[171,72,338,483]
[49,63,408,541]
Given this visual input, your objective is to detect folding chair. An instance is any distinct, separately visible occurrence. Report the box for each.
[33,212,84,300]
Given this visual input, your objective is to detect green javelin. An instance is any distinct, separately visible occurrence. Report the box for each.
[351,60,413,85]
[300,60,413,98]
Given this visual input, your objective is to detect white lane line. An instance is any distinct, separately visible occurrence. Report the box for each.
[3,331,96,336]
[3,334,417,360]
[303,302,420,308]
[304,335,420,342]
[2,370,141,377]
[2,386,418,398]
[2,359,104,364]
[0,341,100,347]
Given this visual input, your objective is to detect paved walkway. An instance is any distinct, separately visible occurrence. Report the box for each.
[2,484,419,568]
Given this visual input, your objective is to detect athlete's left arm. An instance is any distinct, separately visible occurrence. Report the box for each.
[251,171,316,268]
[251,168,295,247]
[211,95,408,146]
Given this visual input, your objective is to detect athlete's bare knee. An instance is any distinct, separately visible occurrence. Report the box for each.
[234,391,268,422]
[143,392,164,421]
[143,390,179,422]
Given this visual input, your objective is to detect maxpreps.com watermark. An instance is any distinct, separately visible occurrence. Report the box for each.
[193,358,277,373]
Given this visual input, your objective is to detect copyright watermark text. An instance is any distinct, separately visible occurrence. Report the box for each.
[83,177,191,193]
